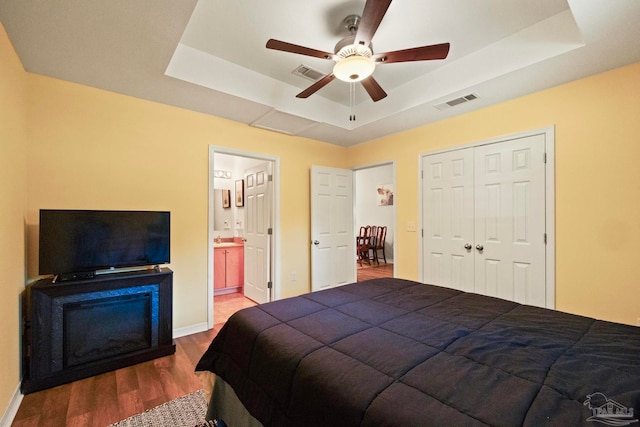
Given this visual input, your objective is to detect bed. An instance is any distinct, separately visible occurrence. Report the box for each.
[196,278,640,426]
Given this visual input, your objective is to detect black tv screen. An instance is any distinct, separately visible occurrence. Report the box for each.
[39,210,170,275]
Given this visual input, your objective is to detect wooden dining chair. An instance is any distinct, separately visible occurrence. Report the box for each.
[372,226,387,264]
[368,225,378,262]
[356,226,371,266]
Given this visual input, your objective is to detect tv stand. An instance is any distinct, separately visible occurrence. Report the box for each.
[22,268,174,393]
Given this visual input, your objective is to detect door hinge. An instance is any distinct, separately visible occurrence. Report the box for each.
[543,152,547,163]
[544,233,547,244]
[268,174,273,182]
[421,170,424,179]
[267,281,273,289]
[268,228,273,235]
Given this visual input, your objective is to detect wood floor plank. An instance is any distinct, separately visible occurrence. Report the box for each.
[10,415,39,427]
[115,364,139,395]
[65,413,91,427]
[167,355,195,395]
[38,385,71,427]
[134,361,165,409]
[178,334,208,368]
[91,372,119,427]
[116,390,144,422]
[66,376,96,420]
[153,355,184,400]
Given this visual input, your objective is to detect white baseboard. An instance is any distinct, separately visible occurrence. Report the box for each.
[0,384,23,427]
[173,322,208,339]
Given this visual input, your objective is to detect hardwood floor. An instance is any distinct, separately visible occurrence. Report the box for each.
[357,262,394,282]
[11,293,256,427]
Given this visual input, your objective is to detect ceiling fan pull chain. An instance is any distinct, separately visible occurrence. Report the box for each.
[350,82,356,121]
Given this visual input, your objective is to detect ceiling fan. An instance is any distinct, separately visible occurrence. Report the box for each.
[266,0,450,104]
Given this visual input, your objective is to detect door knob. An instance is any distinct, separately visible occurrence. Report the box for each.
[464,243,472,250]
[476,244,484,251]
[313,240,320,245]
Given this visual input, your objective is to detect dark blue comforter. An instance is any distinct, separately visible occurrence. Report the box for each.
[196,278,640,426]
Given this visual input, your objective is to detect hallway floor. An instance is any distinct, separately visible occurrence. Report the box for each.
[357,261,394,282]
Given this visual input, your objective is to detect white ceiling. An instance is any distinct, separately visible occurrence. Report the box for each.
[1,0,639,147]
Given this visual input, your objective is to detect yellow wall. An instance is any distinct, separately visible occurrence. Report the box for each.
[347,61,640,326]
[0,23,28,419]
[25,73,348,329]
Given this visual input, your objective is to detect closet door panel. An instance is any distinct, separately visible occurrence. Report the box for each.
[474,134,546,306]
[422,149,474,291]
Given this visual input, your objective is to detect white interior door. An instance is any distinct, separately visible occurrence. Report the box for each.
[243,162,272,304]
[422,133,548,307]
[422,149,475,292]
[311,166,355,291]
[474,134,546,306]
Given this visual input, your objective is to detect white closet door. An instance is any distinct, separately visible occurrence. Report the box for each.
[422,149,475,292]
[473,134,546,306]
[422,133,548,307]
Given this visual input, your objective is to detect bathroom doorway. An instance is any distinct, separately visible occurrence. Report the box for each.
[208,147,280,329]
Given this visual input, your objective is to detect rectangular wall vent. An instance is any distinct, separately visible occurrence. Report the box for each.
[292,64,324,81]
[434,93,479,111]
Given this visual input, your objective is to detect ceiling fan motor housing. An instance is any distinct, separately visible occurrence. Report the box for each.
[334,35,373,59]
[333,31,375,82]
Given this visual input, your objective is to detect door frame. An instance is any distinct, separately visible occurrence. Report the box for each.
[207,145,281,329]
[418,126,556,308]
[352,160,398,279]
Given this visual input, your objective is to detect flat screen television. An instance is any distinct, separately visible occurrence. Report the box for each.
[39,210,170,278]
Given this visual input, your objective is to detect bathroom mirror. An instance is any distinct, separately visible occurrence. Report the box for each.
[213,189,233,232]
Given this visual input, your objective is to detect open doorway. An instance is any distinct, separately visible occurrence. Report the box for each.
[353,162,396,282]
[208,147,280,330]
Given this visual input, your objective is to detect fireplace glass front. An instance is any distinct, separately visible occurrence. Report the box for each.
[63,293,152,367]
[50,285,159,372]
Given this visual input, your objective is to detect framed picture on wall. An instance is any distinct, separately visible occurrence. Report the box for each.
[235,179,244,207]
[222,189,231,208]
[377,184,394,206]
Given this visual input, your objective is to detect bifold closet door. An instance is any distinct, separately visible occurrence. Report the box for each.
[422,133,547,307]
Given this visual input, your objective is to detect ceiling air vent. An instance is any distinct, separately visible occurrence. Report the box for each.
[292,64,324,82]
[434,93,479,111]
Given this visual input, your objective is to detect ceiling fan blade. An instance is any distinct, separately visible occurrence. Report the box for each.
[296,74,336,98]
[361,76,387,102]
[266,39,336,60]
[354,0,392,47]
[373,43,450,64]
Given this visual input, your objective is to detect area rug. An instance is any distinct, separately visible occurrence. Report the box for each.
[108,389,209,427]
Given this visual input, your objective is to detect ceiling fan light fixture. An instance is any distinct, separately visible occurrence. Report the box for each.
[333,55,375,82]
[265,1,448,102]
